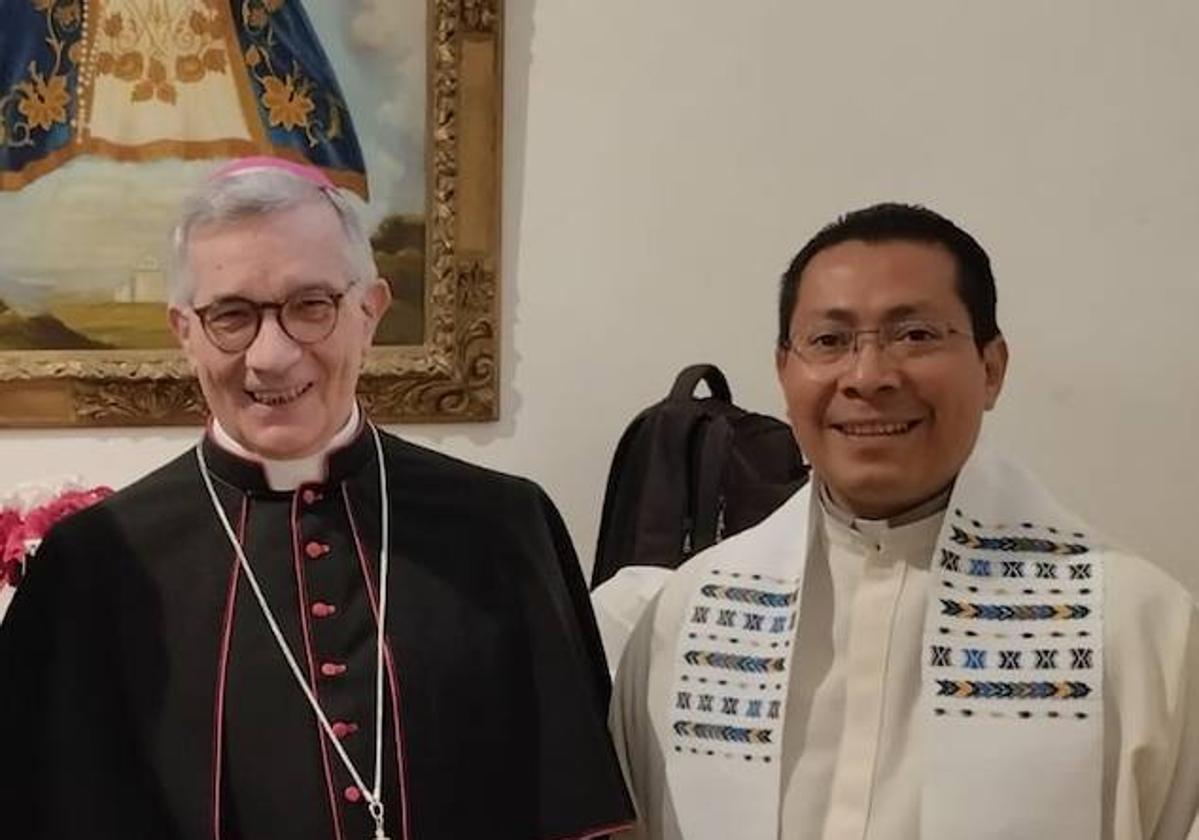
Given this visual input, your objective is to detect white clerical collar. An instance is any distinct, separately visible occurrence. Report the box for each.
[210,403,361,491]
[817,475,952,530]
[817,476,950,562]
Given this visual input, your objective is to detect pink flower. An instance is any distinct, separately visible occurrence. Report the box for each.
[1,506,24,586]
[22,487,112,540]
[0,486,112,589]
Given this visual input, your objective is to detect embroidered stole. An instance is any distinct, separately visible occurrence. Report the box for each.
[664,451,1103,839]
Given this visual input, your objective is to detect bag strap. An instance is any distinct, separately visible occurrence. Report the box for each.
[669,364,732,403]
[688,417,736,553]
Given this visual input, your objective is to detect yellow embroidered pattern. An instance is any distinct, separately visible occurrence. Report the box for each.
[241,0,344,144]
[90,0,230,105]
[0,0,79,148]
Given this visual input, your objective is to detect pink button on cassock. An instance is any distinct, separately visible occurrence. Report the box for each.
[311,602,337,618]
[304,541,329,559]
[301,488,322,505]
[331,720,359,738]
[343,785,362,803]
[320,662,348,677]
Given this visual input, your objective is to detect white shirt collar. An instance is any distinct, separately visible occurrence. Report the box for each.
[816,475,949,563]
[211,403,361,491]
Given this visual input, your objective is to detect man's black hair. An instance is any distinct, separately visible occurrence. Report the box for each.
[778,202,1000,352]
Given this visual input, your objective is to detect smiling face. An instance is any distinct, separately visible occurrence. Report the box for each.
[169,200,390,459]
[776,239,1007,518]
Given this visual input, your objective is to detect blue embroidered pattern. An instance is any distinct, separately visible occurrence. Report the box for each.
[950,526,1089,556]
[940,600,1090,620]
[936,680,1092,700]
[963,649,987,669]
[969,558,992,577]
[699,584,798,608]
[673,721,774,744]
[683,651,788,673]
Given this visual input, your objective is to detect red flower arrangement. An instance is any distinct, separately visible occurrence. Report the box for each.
[1,485,113,591]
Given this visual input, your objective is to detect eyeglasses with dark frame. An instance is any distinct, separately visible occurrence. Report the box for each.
[192,284,358,353]
[782,320,974,367]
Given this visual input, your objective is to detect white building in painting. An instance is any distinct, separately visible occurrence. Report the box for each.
[114,255,167,303]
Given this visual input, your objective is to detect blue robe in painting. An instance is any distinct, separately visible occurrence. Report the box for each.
[0,0,368,195]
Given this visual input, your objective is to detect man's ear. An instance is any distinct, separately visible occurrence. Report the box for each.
[168,305,191,346]
[775,345,789,380]
[168,306,199,372]
[981,335,1009,410]
[360,278,393,340]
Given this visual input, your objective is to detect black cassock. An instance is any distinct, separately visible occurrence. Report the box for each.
[0,428,633,839]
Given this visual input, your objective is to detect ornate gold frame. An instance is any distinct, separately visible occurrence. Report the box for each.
[0,0,502,427]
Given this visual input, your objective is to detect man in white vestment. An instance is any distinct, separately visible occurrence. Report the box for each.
[609,203,1199,839]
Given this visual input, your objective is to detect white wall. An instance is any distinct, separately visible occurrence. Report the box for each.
[2,0,1197,595]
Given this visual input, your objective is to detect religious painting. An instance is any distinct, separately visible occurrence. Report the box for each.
[0,0,501,425]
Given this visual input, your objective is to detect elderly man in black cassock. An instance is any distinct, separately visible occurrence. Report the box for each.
[0,157,633,840]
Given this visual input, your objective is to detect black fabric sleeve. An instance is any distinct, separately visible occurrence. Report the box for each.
[508,481,635,839]
[0,523,168,838]
[535,486,615,716]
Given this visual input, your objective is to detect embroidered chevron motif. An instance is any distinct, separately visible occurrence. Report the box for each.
[940,599,1091,620]
[950,526,1089,555]
[684,650,788,673]
[935,679,1092,699]
[700,584,798,608]
[673,720,774,744]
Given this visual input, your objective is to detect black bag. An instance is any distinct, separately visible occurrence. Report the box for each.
[591,364,809,589]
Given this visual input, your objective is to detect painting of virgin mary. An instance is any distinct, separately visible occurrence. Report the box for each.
[0,0,425,352]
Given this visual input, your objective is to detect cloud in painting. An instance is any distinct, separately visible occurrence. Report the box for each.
[339,0,426,218]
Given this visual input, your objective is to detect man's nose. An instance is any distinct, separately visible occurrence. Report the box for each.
[244,311,302,371]
[839,335,901,397]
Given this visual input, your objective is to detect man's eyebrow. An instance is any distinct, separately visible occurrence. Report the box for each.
[801,307,856,323]
[881,303,930,320]
[203,294,255,306]
[286,279,342,293]
[802,302,942,322]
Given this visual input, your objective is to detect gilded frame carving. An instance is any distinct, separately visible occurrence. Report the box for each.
[0,0,502,427]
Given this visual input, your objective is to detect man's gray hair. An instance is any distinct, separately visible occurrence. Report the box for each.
[168,167,377,305]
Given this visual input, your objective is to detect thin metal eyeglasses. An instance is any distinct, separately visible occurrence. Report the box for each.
[192,285,356,353]
[781,320,974,367]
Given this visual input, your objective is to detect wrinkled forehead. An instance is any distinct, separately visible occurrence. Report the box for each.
[185,202,353,301]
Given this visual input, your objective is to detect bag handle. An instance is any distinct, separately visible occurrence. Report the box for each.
[669,364,732,403]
